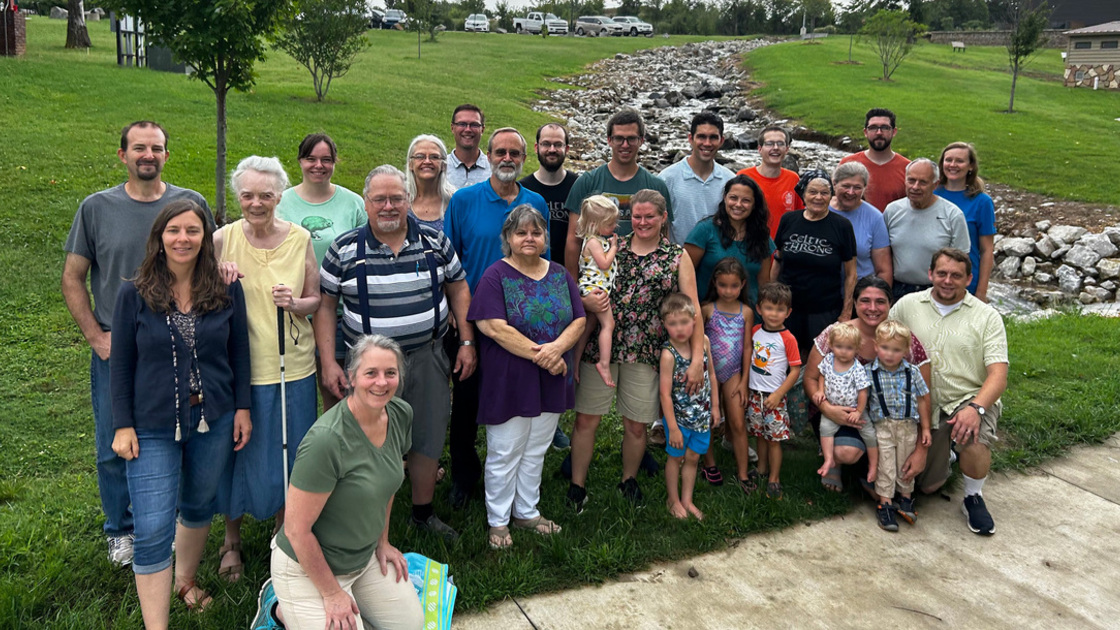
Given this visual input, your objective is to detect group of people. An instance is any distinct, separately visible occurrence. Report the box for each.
[62,103,1007,629]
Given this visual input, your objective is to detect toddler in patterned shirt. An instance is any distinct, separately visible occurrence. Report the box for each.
[810,323,876,485]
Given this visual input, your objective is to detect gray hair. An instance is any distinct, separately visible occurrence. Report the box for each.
[346,334,406,392]
[404,135,456,215]
[487,127,528,154]
[832,161,870,187]
[905,157,939,182]
[363,164,408,198]
[500,205,549,257]
[230,155,289,195]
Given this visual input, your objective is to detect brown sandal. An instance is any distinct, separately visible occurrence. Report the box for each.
[218,542,242,582]
[176,580,212,612]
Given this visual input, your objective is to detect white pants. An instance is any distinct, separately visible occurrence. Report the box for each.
[484,412,560,528]
[271,540,424,630]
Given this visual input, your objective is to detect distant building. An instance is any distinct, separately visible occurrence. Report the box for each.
[1048,0,1120,30]
[1063,21,1120,89]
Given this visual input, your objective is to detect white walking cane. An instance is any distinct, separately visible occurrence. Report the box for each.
[277,305,290,496]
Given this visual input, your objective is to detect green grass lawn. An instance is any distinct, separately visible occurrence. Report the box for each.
[1,19,1119,629]
[743,38,1120,205]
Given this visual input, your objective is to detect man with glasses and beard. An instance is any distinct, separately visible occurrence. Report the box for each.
[444,128,549,509]
[840,108,910,212]
[62,121,213,567]
[520,123,579,269]
[563,108,672,277]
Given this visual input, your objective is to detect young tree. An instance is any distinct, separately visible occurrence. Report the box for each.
[65,0,91,48]
[860,9,921,80]
[274,0,369,101]
[1004,0,1048,113]
[837,0,871,62]
[105,0,291,223]
[406,0,445,48]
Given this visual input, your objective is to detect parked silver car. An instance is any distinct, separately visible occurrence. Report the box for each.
[464,13,490,32]
[575,16,623,37]
[612,16,653,37]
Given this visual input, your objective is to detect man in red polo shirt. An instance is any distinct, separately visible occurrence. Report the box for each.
[738,125,803,238]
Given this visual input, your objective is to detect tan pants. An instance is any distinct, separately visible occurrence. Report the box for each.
[874,419,918,499]
[271,540,424,630]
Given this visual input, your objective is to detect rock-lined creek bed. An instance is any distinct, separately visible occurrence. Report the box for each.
[531,39,1120,314]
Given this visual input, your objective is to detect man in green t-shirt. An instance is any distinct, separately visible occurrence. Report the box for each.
[563,107,672,278]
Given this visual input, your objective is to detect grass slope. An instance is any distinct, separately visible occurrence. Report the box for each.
[0,20,1118,628]
[743,38,1120,205]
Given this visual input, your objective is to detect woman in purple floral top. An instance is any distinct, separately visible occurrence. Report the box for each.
[568,189,706,509]
[468,205,586,549]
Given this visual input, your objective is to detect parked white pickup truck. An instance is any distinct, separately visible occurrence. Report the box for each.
[513,12,569,35]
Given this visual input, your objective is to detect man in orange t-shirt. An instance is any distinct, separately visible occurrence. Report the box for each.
[839,108,910,212]
[738,125,803,238]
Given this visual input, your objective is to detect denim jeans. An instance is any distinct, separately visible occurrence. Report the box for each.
[127,406,235,574]
[91,351,133,537]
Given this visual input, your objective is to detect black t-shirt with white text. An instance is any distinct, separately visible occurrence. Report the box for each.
[520,171,579,268]
[774,211,856,313]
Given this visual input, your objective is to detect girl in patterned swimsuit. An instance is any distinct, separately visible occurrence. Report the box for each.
[699,258,757,493]
[573,195,620,387]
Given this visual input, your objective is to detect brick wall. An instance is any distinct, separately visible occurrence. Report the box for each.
[2,10,26,57]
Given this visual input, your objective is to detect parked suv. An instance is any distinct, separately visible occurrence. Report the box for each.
[612,16,653,37]
[575,16,623,37]
[382,9,407,28]
[464,13,489,32]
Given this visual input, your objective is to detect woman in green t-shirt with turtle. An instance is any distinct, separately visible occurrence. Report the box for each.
[254,335,423,630]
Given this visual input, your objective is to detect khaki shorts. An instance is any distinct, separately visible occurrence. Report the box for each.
[574,362,660,423]
[918,400,1000,491]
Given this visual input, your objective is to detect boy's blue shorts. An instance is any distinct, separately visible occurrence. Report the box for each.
[665,425,711,457]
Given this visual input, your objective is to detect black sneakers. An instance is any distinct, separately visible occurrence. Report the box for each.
[896,496,917,525]
[962,495,995,535]
[618,477,643,503]
[567,483,588,515]
[876,503,899,532]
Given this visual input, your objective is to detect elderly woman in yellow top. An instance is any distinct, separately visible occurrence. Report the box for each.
[213,155,321,582]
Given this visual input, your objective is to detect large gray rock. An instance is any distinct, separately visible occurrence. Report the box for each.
[1097,258,1120,280]
[1064,245,1102,271]
[1055,264,1082,293]
[1034,272,1054,284]
[1035,220,1051,232]
[1078,292,1098,305]
[1085,286,1113,301]
[997,256,1021,279]
[735,107,757,122]
[50,6,68,18]
[1102,280,1118,291]
[1079,233,1119,258]
[1052,245,1072,260]
[999,237,1035,257]
[1033,235,1057,258]
[1104,227,1120,246]
[1048,225,1087,246]
[1021,256,1037,277]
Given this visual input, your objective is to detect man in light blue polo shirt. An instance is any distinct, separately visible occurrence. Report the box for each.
[443,127,548,509]
[659,111,735,244]
[446,104,492,190]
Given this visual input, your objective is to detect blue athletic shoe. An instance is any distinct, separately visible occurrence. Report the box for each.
[252,578,281,629]
[552,426,571,451]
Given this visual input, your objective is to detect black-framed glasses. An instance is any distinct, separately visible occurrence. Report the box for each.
[610,135,641,146]
[452,122,484,130]
[865,125,894,133]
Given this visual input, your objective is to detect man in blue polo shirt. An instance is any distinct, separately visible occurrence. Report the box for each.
[659,111,734,244]
[444,127,548,508]
[315,164,474,542]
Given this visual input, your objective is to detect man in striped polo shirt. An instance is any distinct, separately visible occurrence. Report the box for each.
[314,164,475,542]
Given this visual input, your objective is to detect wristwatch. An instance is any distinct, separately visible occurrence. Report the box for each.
[459,340,475,347]
[968,402,986,416]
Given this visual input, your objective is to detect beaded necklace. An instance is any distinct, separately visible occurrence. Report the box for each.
[166,310,209,442]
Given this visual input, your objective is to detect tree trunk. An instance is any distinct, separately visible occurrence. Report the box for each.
[848,33,854,62]
[65,0,91,49]
[1008,66,1018,113]
[416,28,421,59]
[214,80,228,225]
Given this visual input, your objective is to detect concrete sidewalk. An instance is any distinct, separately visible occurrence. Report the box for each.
[454,436,1120,629]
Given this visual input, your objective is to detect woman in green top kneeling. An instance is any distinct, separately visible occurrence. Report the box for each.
[262,335,424,630]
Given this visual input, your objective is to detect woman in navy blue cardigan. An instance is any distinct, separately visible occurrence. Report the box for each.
[111,199,251,626]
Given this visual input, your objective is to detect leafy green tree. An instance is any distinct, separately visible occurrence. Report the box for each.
[860,9,921,81]
[274,0,368,101]
[837,0,872,61]
[459,0,485,14]
[104,0,291,223]
[406,0,447,44]
[494,0,513,30]
[800,0,832,31]
[616,0,642,16]
[1004,0,1048,113]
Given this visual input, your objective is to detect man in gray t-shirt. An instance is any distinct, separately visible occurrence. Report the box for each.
[61,121,212,566]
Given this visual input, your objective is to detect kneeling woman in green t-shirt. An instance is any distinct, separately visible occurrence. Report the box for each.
[260,335,424,630]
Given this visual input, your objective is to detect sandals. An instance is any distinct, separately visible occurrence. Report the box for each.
[488,526,513,550]
[218,542,243,583]
[511,515,562,535]
[737,474,758,494]
[766,482,783,500]
[701,466,724,486]
[821,466,843,493]
[176,579,212,612]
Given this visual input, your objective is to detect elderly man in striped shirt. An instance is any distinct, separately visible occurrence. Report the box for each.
[314,164,475,543]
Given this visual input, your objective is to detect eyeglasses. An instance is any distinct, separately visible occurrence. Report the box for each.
[491,149,524,159]
[762,141,787,148]
[610,135,642,146]
[538,141,566,150]
[368,195,408,207]
[865,125,894,133]
[300,156,335,165]
[410,154,444,163]
[452,122,484,130]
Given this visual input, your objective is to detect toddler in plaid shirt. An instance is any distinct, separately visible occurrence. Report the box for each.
[866,320,931,532]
